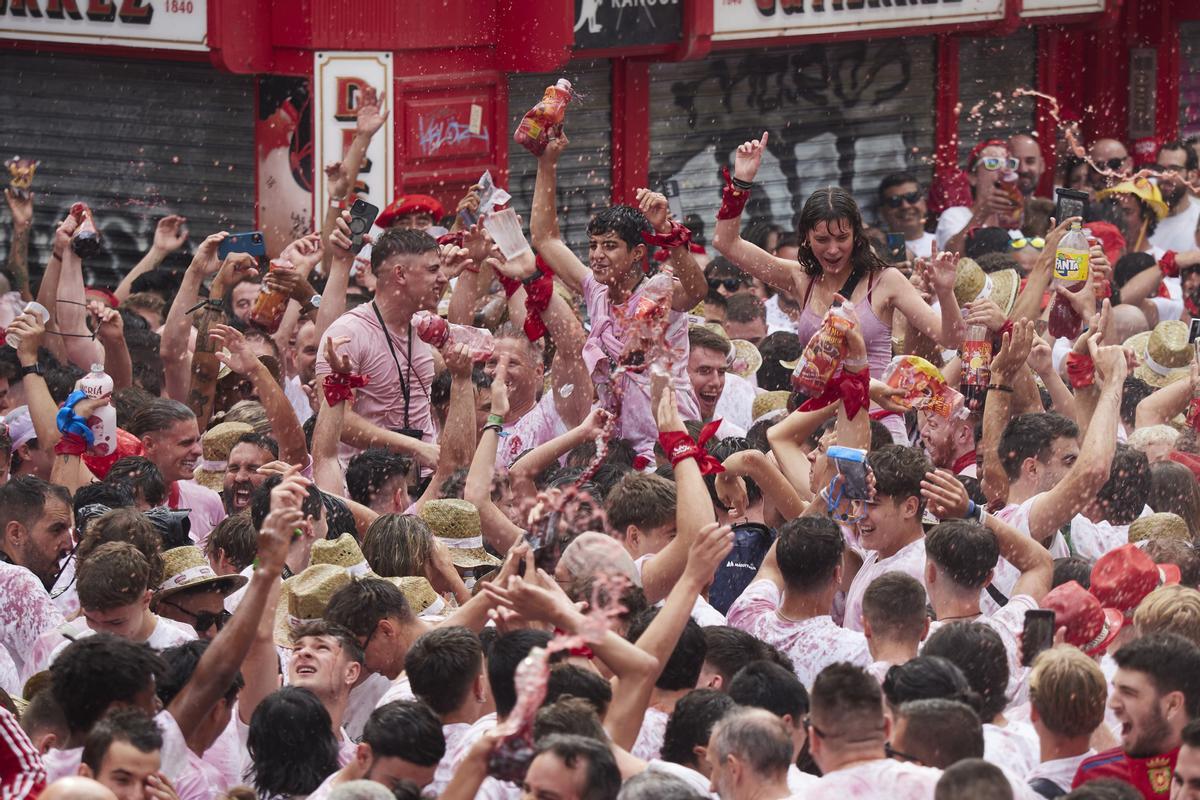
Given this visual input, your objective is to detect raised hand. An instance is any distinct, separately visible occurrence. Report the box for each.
[927,250,959,297]
[635,188,671,233]
[440,243,474,278]
[963,298,1007,332]
[456,184,482,221]
[462,221,497,266]
[3,187,32,230]
[540,127,569,164]
[325,161,352,201]
[210,324,262,376]
[733,131,769,184]
[1090,341,1130,386]
[445,341,473,380]
[189,231,231,277]
[990,318,1035,382]
[1028,336,1055,376]
[153,214,189,254]
[279,232,323,274]
[257,505,301,574]
[88,300,124,343]
[651,371,684,434]
[920,469,970,520]
[1072,299,1112,355]
[324,335,353,375]
[490,356,511,419]
[52,214,81,258]
[868,379,909,413]
[5,311,44,362]
[355,86,388,138]
[211,251,259,296]
[684,522,734,586]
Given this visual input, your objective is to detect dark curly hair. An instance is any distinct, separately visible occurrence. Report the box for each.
[588,205,652,252]
[795,186,888,279]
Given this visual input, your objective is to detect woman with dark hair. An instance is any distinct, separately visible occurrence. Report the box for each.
[245,687,340,799]
[713,133,964,439]
[1149,460,1200,540]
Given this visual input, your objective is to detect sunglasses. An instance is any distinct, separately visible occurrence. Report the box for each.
[159,598,231,634]
[1092,158,1127,172]
[885,742,925,765]
[1011,236,1046,250]
[979,156,1020,172]
[883,191,924,208]
[708,278,747,292]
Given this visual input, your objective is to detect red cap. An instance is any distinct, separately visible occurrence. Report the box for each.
[966,138,1009,170]
[1084,221,1126,267]
[375,194,446,228]
[1041,580,1123,656]
[82,428,144,480]
[1090,543,1181,614]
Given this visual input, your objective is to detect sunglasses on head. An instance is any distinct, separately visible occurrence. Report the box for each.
[1011,236,1046,250]
[884,191,924,208]
[708,278,747,292]
[979,156,1020,172]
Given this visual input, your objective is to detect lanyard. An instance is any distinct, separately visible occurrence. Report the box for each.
[371,301,414,431]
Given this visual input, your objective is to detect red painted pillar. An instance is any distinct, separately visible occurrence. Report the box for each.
[933,36,960,184]
[611,58,650,206]
[1035,26,1061,198]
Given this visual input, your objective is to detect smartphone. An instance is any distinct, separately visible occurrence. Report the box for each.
[217,231,266,261]
[1054,188,1089,225]
[348,199,380,253]
[1189,317,1200,344]
[1021,609,1056,667]
[885,232,907,263]
[392,427,425,442]
[827,446,871,501]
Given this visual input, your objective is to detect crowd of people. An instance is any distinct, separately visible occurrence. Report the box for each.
[2,82,1200,800]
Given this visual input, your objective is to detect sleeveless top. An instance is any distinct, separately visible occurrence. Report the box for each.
[794,269,893,379]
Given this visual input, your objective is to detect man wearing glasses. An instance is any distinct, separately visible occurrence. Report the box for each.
[1088,138,1133,193]
[152,546,245,640]
[1149,141,1200,254]
[936,140,1024,254]
[877,173,936,260]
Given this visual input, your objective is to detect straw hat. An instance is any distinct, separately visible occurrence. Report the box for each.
[419,499,501,569]
[1129,512,1191,545]
[953,257,1019,316]
[1124,320,1192,388]
[1040,581,1123,657]
[274,563,353,646]
[751,391,790,425]
[193,421,254,492]
[310,533,371,577]
[384,576,445,618]
[153,546,247,609]
[1096,178,1169,221]
[729,339,762,378]
[1090,543,1181,615]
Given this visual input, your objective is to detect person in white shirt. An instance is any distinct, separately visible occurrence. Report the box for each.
[1149,141,1200,254]
[687,326,747,439]
[861,572,929,682]
[877,172,937,260]
[936,140,1023,254]
[1025,646,1107,799]
[653,688,736,793]
[726,516,871,684]
[705,708,796,800]
[727,661,819,795]
[805,663,943,799]
[77,708,176,800]
[628,612,707,761]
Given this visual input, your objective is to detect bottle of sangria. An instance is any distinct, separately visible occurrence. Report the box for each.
[247,259,293,335]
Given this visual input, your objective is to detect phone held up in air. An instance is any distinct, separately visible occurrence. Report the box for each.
[885,232,907,263]
[1021,609,1056,667]
[827,446,871,501]
[348,199,380,253]
[217,231,267,262]
[1054,188,1089,226]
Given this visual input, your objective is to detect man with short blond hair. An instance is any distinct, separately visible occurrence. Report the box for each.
[1027,646,1107,797]
[1133,585,1200,646]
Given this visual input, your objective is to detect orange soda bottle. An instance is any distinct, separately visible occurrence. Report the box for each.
[514,79,573,156]
[247,259,292,334]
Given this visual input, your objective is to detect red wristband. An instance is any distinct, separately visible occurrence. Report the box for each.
[717,167,750,221]
[523,269,554,342]
[798,368,871,419]
[641,220,692,250]
[658,420,726,475]
[323,372,369,406]
[54,432,88,456]
[1188,397,1200,432]
[1161,250,1180,278]
[1066,353,1095,390]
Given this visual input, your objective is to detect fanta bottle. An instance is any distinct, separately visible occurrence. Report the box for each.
[514,79,572,156]
[1048,223,1090,339]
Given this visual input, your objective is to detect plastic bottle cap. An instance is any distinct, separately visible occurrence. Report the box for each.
[555,79,573,92]
[90,363,104,372]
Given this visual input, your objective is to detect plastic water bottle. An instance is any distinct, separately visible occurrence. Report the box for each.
[1048,223,1090,339]
[77,364,116,456]
[412,310,495,361]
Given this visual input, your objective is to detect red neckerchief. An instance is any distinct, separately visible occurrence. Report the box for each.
[952,451,978,475]
[168,481,181,509]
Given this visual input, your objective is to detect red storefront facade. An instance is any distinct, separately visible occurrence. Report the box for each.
[0,0,1194,273]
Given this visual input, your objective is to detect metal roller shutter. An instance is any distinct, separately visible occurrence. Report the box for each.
[646,39,937,236]
[1181,21,1200,139]
[956,30,1039,159]
[506,59,612,256]
[0,51,255,287]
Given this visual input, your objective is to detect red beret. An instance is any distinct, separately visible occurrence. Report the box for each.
[375,194,446,228]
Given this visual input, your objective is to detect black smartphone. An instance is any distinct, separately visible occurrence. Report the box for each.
[348,199,380,253]
[885,232,907,263]
[217,231,266,261]
[392,427,425,441]
[1021,609,1056,667]
[1054,188,1089,225]
[1189,317,1200,344]
[828,446,871,501]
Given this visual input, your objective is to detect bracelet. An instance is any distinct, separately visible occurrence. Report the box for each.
[987,384,1014,393]
[482,423,507,437]
[329,199,344,210]
[731,176,754,191]
[1161,250,1180,278]
[1066,352,1096,390]
[641,220,693,250]
[717,168,750,221]
[486,413,504,427]
[56,390,95,447]
[658,423,725,475]
[843,356,869,369]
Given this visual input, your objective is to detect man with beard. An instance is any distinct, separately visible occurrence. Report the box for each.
[878,172,936,259]
[285,318,320,424]
[919,401,977,478]
[1149,141,1200,254]
[129,399,224,545]
[1073,633,1200,799]
[1009,133,1047,198]
[222,433,278,516]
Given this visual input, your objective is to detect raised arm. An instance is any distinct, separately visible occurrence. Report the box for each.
[509,408,609,500]
[4,187,33,301]
[115,215,188,302]
[716,449,806,521]
[319,86,387,274]
[980,321,1035,506]
[886,251,964,349]
[766,403,838,500]
[528,131,589,294]
[711,132,801,294]
[185,253,256,430]
[91,302,132,392]
[7,313,59,455]
[1010,218,1076,323]
[161,232,227,401]
[637,188,706,312]
[1136,364,1196,429]
[414,343,479,507]
[462,356,526,553]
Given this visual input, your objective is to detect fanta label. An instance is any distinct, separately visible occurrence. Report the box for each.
[1054,249,1089,282]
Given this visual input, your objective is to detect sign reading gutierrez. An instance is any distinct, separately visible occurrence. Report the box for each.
[712,0,1004,40]
[0,0,207,51]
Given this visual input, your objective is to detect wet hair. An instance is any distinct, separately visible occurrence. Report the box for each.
[406,627,483,715]
[158,639,243,708]
[81,707,163,773]
[882,655,981,714]
[534,696,607,742]
[660,688,736,768]
[934,758,1012,800]
[1149,461,1200,538]
[1112,633,1200,718]
[1121,377,1155,428]
[290,619,365,666]
[76,507,165,589]
[1143,540,1200,590]
[1097,445,1151,525]
[756,332,803,392]
[626,610,706,691]
[688,324,732,357]
[105,456,167,508]
[533,734,622,800]
[725,293,766,324]
[869,444,931,510]
[323,578,413,638]
[896,699,984,768]
[588,205,652,252]
[232,432,278,461]
[204,513,258,572]
[346,448,412,507]
[77,541,153,611]
[18,689,67,741]
[1028,645,1107,738]
[127,398,195,437]
[925,520,999,589]
[1053,556,1093,589]
[0,475,71,537]
[795,186,888,278]
[862,571,929,641]
[246,687,340,797]
[999,413,1079,481]
[249,474,322,529]
[545,664,613,717]
[605,472,676,534]
[50,634,166,735]
[370,228,439,275]
[922,623,1009,721]
[727,661,809,721]
[701,627,781,686]
[45,363,86,405]
[775,515,844,592]
[363,700,445,766]
[361,514,434,578]
[72,482,135,532]
[489,630,554,718]
[809,663,884,733]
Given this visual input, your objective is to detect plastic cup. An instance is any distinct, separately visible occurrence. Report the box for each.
[22,302,49,324]
[484,208,532,260]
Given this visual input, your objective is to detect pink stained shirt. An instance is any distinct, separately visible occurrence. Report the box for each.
[842,536,928,633]
[804,757,942,800]
[580,274,700,458]
[631,706,670,762]
[496,391,568,470]
[315,304,437,462]
[727,581,872,687]
[0,563,64,695]
[171,479,226,549]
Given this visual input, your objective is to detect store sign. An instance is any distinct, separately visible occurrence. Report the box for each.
[1128,47,1158,140]
[574,0,682,49]
[0,0,207,51]
[1020,0,1105,17]
[313,52,395,222]
[712,0,1004,41]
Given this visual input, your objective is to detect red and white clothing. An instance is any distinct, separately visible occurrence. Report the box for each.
[843,537,928,633]
[1069,506,1154,561]
[170,479,226,548]
[632,706,669,762]
[496,392,568,470]
[952,450,978,478]
[727,581,871,686]
[42,710,190,784]
[0,706,44,800]
[804,757,942,799]
[0,563,63,695]
[991,496,1071,601]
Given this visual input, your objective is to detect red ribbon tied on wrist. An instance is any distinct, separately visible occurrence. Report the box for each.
[1066,353,1096,390]
[323,373,369,406]
[1161,250,1180,278]
[496,274,522,298]
[658,419,726,475]
[522,256,555,342]
[798,369,870,419]
[717,167,750,221]
[641,220,692,250]
[1188,397,1200,433]
[54,432,88,457]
